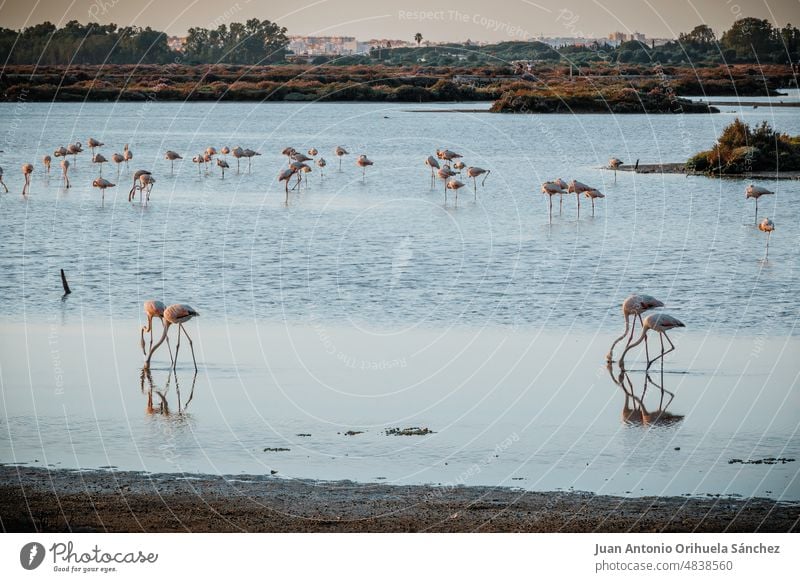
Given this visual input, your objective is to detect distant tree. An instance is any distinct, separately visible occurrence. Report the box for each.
[414,32,423,46]
[679,25,716,48]
[721,18,779,59]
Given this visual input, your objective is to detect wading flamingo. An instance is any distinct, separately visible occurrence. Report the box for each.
[437,165,456,198]
[140,300,171,357]
[308,148,318,157]
[356,155,373,181]
[54,145,68,159]
[554,178,568,214]
[568,179,592,218]
[43,155,51,174]
[584,188,605,216]
[220,146,230,160]
[128,169,152,201]
[67,142,83,165]
[217,158,229,178]
[425,155,440,189]
[609,157,623,182]
[60,159,71,188]
[619,313,685,371]
[279,167,295,204]
[437,149,462,161]
[21,163,33,195]
[746,185,774,225]
[87,137,104,155]
[145,303,200,371]
[192,154,204,174]
[92,177,115,205]
[92,153,108,175]
[606,294,664,363]
[316,157,326,179]
[165,151,182,174]
[232,146,244,173]
[243,148,260,172]
[466,166,490,200]
[335,146,348,171]
[111,152,124,178]
[541,181,565,223]
[446,179,465,205]
[759,218,775,259]
[123,144,132,168]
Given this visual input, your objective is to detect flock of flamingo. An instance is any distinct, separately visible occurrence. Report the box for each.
[0,140,781,372]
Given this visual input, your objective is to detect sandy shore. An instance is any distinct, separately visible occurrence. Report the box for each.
[612,163,800,179]
[1,466,796,533]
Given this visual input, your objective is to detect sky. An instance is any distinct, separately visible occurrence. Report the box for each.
[0,0,797,41]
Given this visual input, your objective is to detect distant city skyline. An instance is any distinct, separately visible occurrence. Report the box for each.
[1,0,797,42]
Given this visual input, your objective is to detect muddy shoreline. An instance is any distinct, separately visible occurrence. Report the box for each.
[1,466,796,533]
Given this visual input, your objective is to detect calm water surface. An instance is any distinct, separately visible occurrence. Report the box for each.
[0,102,798,499]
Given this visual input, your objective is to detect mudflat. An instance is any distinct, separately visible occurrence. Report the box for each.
[1,467,796,533]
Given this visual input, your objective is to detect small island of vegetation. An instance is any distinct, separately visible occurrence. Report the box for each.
[688,119,800,174]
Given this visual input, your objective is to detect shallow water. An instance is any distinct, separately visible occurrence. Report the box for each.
[1,320,798,500]
[0,102,798,498]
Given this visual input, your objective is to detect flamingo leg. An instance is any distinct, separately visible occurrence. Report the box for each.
[607,314,632,362]
[647,332,676,370]
[548,195,552,224]
[576,194,580,219]
[754,198,758,225]
[173,325,181,370]
[0,177,7,193]
[180,324,198,372]
[559,193,562,215]
[592,198,595,216]
[338,157,342,172]
[765,232,770,260]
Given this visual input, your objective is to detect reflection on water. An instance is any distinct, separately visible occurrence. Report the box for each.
[607,363,684,427]
[140,367,197,418]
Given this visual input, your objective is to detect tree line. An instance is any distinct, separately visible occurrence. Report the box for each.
[0,19,288,65]
[0,17,797,66]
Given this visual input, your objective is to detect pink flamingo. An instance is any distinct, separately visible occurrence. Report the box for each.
[145,304,200,371]
[60,159,71,188]
[466,166,490,200]
[759,218,775,259]
[541,181,565,223]
[92,177,115,205]
[140,300,171,357]
[356,155,373,181]
[425,155,440,189]
[746,185,774,225]
[21,163,33,195]
[606,294,664,363]
[619,313,685,371]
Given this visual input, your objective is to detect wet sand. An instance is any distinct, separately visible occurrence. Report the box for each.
[1,466,796,533]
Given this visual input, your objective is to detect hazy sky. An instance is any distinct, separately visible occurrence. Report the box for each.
[1,0,798,41]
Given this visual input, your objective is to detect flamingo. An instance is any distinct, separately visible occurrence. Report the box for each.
[243,148,260,172]
[60,159,71,188]
[606,294,664,363]
[192,154,204,174]
[316,157,326,179]
[278,168,295,203]
[220,146,230,160]
[308,148,318,157]
[466,166,490,200]
[619,313,685,371]
[453,160,466,174]
[425,155,440,189]
[54,145,68,159]
[92,177,115,205]
[746,185,774,225]
[145,303,200,372]
[92,153,108,175]
[584,189,605,216]
[437,149,462,161]
[232,146,244,173]
[111,152,124,178]
[289,162,310,190]
[128,169,152,202]
[282,147,297,159]
[356,155,373,181]
[140,300,171,357]
[165,151,182,174]
[292,152,312,163]
[206,146,217,160]
[43,155,52,174]
[67,142,82,165]
[759,218,775,259]
[437,165,456,198]
[568,179,592,218]
[87,137,104,155]
[553,178,569,214]
[609,157,623,182]
[138,174,156,204]
[0,165,7,193]
[335,146,348,171]
[21,163,33,195]
[123,144,132,168]
[541,181,565,223]
[217,158,230,178]
[446,179,465,206]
